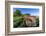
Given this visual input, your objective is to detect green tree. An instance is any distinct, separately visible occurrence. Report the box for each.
[23,14,30,16]
[13,10,21,17]
[36,18,39,27]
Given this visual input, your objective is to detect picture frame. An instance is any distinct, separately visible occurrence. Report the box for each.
[5,0,45,36]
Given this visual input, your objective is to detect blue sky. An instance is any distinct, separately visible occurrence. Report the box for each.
[13,8,39,16]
